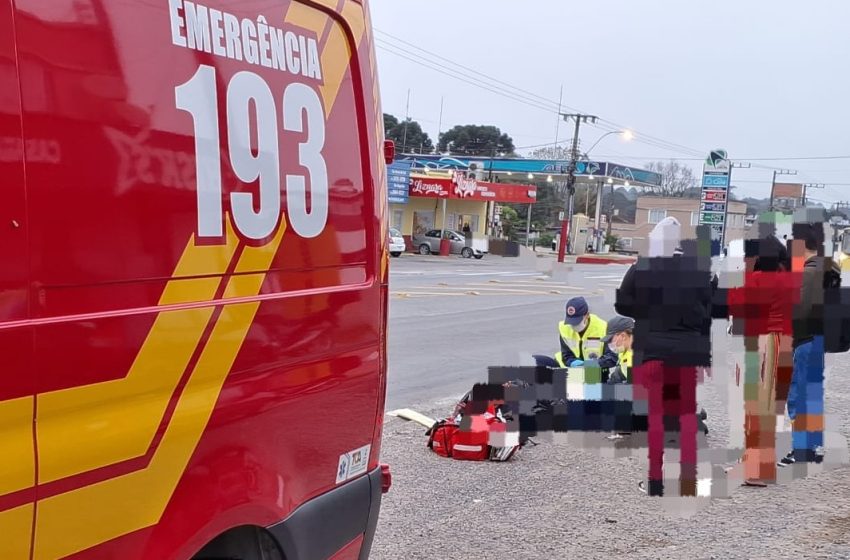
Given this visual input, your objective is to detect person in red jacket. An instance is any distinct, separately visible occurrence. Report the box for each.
[725,232,799,487]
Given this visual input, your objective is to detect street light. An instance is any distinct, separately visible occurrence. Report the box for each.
[570,131,633,256]
[584,129,635,157]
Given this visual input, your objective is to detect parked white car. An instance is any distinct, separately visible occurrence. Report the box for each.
[389,228,406,257]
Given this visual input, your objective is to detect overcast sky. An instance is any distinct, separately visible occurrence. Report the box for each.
[371,0,850,204]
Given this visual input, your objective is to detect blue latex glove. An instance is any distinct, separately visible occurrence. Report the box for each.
[570,360,584,367]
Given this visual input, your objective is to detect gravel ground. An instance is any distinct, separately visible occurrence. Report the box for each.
[372,327,850,559]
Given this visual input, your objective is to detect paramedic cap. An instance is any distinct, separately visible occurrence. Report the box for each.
[602,316,635,343]
[564,297,589,326]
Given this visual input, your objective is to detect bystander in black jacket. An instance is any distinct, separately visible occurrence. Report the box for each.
[615,234,718,367]
[794,255,842,348]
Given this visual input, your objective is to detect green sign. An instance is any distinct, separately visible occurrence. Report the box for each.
[700,212,725,224]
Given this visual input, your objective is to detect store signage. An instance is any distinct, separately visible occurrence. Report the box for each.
[452,172,478,198]
[701,190,727,202]
[701,201,726,213]
[700,211,725,224]
[388,161,413,204]
[702,174,729,188]
[408,175,538,203]
[698,149,731,254]
[410,178,450,197]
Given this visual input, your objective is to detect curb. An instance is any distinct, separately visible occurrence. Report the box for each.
[575,255,637,265]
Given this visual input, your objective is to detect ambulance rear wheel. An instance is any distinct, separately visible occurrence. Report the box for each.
[193,526,283,560]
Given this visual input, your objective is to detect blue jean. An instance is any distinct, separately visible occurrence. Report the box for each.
[788,336,825,453]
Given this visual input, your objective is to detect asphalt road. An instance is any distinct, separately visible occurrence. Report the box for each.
[374,251,850,559]
[386,252,629,410]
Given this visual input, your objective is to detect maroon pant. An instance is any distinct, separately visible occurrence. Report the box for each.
[632,361,698,485]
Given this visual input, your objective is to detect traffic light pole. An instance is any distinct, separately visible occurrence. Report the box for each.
[557,114,596,263]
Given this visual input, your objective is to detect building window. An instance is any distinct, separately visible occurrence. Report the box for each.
[690,212,699,226]
[648,209,667,224]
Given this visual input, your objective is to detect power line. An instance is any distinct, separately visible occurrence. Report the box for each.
[590,121,705,158]
[376,31,848,166]
[375,42,560,115]
[592,154,850,163]
[375,30,710,160]
[734,179,850,186]
[377,43,714,159]
[375,29,571,113]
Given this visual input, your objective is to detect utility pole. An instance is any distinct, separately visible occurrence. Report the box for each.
[436,96,444,146]
[485,142,505,236]
[802,183,826,207]
[557,113,598,263]
[725,162,750,251]
[402,89,411,153]
[593,179,604,252]
[769,169,797,211]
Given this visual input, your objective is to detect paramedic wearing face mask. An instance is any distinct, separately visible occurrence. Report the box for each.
[602,316,635,384]
[556,296,618,373]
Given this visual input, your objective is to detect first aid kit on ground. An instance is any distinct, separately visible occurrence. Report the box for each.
[426,393,521,462]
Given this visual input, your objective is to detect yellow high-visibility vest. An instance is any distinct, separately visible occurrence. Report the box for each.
[619,348,633,382]
[557,314,608,365]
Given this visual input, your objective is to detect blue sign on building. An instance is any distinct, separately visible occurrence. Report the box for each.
[387,161,412,204]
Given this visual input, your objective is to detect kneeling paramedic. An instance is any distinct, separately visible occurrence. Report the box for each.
[602,316,635,384]
[556,297,618,376]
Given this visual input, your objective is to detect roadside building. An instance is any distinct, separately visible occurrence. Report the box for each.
[610,195,747,255]
[390,170,538,249]
[771,183,804,212]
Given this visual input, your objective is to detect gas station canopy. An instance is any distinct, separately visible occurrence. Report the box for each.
[396,154,663,188]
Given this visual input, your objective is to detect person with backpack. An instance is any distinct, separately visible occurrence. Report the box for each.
[615,218,717,497]
[780,214,842,466]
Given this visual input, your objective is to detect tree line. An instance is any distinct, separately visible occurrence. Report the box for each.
[383,113,516,157]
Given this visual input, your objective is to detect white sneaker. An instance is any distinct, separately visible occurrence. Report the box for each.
[697,478,712,497]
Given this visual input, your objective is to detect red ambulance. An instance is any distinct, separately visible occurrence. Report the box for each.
[0,0,391,558]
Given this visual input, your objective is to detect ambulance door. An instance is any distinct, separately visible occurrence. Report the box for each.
[0,1,36,559]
